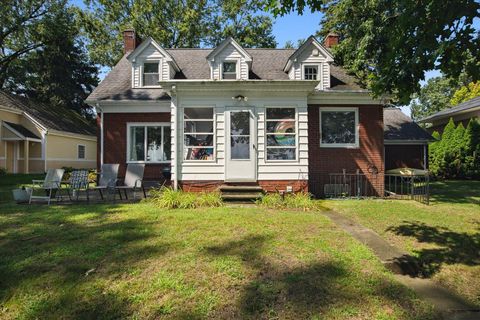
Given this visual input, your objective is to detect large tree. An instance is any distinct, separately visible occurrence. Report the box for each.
[80,0,276,68]
[265,0,480,104]
[3,3,99,117]
[0,0,62,87]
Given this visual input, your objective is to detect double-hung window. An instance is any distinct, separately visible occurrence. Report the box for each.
[320,107,359,148]
[143,62,160,86]
[222,62,237,79]
[77,145,85,159]
[128,123,171,162]
[265,107,296,161]
[304,65,318,80]
[183,107,215,160]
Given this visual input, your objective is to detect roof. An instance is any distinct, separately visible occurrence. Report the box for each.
[88,48,364,102]
[384,108,434,142]
[0,91,96,136]
[420,96,480,123]
[3,121,41,139]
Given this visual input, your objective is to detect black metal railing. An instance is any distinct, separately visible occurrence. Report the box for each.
[384,174,429,205]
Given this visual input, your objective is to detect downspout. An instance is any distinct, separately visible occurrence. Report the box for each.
[96,103,104,168]
[43,131,48,172]
[423,144,427,170]
[171,85,178,190]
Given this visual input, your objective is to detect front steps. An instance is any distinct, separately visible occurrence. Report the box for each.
[219,184,264,202]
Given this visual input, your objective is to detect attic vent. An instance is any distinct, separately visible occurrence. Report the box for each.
[312,49,319,56]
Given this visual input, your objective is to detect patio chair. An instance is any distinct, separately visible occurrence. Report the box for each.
[29,168,65,205]
[115,163,146,201]
[91,164,119,200]
[65,170,90,202]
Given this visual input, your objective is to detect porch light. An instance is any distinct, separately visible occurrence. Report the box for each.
[232,95,248,102]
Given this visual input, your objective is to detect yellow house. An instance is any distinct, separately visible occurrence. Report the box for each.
[0,91,96,173]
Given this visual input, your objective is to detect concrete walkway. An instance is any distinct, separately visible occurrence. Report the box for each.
[322,210,480,320]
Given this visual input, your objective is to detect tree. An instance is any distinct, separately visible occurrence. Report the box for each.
[410,77,461,121]
[79,0,276,68]
[204,0,276,48]
[265,0,480,104]
[0,0,63,87]
[450,81,480,106]
[4,3,99,117]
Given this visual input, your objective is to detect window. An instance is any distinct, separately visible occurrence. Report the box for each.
[222,62,237,79]
[143,62,159,86]
[304,65,318,80]
[265,107,296,161]
[183,107,214,160]
[77,145,85,159]
[320,108,359,148]
[128,123,171,162]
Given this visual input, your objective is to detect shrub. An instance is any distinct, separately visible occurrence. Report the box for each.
[148,187,223,209]
[257,192,319,211]
[0,167,6,176]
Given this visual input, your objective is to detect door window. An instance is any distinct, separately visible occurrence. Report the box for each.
[230,111,250,160]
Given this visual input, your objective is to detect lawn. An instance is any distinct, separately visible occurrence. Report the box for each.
[325,180,480,306]
[0,177,435,319]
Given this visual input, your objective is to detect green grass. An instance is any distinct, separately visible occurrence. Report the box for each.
[0,176,435,319]
[325,180,480,306]
[0,174,43,202]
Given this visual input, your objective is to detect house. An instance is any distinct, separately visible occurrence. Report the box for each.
[87,30,430,197]
[0,91,96,173]
[384,108,434,170]
[419,96,480,133]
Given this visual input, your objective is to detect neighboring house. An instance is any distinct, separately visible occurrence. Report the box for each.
[384,108,434,170]
[87,30,430,197]
[420,96,480,133]
[0,91,96,173]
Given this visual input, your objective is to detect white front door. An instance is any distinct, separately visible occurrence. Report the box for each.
[225,107,256,182]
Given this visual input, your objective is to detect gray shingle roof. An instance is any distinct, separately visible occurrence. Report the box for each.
[420,96,480,122]
[0,91,96,136]
[3,121,41,139]
[384,108,434,142]
[88,47,364,102]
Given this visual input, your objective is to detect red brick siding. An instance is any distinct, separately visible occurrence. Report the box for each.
[98,112,171,180]
[385,145,427,170]
[308,105,385,197]
[179,181,223,192]
[258,180,308,193]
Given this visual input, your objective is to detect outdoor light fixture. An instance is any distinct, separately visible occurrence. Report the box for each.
[232,95,248,102]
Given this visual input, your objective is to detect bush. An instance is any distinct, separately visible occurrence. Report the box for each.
[148,187,223,209]
[257,192,319,211]
[0,167,6,176]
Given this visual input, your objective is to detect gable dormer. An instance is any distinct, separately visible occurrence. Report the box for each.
[127,37,180,88]
[284,36,334,90]
[206,37,252,80]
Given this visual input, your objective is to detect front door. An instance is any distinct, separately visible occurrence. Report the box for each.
[225,107,256,182]
[6,141,16,173]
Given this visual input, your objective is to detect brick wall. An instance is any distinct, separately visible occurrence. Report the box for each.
[308,105,384,197]
[98,112,171,180]
[385,144,427,170]
[258,180,308,193]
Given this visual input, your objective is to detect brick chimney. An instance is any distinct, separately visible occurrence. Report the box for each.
[123,29,141,53]
[324,32,340,48]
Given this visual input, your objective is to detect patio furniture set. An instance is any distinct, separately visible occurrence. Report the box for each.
[25,163,161,204]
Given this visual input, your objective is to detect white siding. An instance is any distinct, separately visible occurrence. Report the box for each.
[287,42,331,89]
[211,43,249,80]
[176,91,308,181]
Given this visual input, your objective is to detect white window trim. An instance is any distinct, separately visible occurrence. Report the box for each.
[126,122,171,164]
[220,60,239,80]
[77,144,86,160]
[302,64,319,80]
[141,60,162,88]
[319,107,360,148]
[182,106,216,162]
[264,106,298,162]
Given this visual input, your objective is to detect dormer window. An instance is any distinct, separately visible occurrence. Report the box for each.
[143,62,159,86]
[304,65,318,80]
[222,62,237,79]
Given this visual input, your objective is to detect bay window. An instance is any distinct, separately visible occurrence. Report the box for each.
[320,107,359,148]
[128,123,171,162]
[265,107,297,161]
[183,107,215,160]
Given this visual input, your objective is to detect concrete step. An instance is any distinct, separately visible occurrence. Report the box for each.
[221,193,263,201]
[219,185,263,192]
